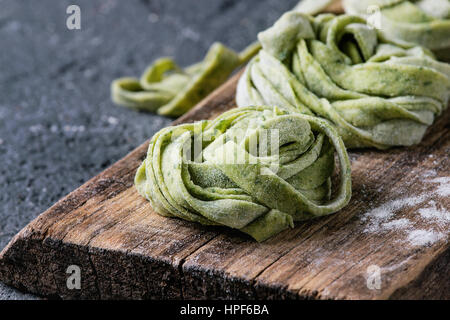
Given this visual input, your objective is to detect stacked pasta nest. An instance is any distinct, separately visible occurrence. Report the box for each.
[124,1,449,241]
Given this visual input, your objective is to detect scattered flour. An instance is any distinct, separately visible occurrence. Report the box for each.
[181,27,201,41]
[381,218,411,231]
[406,230,444,247]
[422,169,437,178]
[363,196,425,233]
[418,201,450,226]
[364,196,426,220]
[148,13,159,23]
[107,116,119,126]
[63,125,85,133]
[29,124,44,134]
[428,177,450,197]
[50,124,58,133]
[362,175,449,247]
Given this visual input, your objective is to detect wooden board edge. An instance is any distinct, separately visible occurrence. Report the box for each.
[0,70,243,299]
[388,246,450,299]
[1,0,449,300]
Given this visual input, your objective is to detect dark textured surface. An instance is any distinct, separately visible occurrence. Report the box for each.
[0,0,299,299]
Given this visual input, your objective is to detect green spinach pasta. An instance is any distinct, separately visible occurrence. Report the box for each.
[237,12,450,149]
[135,106,351,241]
[343,0,450,58]
[111,42,260,117]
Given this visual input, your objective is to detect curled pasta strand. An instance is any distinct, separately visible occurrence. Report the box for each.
[237,11,450,149]
[135,106,351,241]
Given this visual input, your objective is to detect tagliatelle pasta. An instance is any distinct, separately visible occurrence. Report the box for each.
[111,42,260,117]
[135,106,351,241]
[343,0,450,59]
[237,12,450,149]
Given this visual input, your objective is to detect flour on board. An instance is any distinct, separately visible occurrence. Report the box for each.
[362,173,450,247]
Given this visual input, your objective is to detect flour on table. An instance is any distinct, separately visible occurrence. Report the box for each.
[422,169,437,178]
[381,218,411,231]
[362,196,425,233]
[362,175,450,247]
[406,229,444,247]
[428,177,450,197]
[418,201,450,226]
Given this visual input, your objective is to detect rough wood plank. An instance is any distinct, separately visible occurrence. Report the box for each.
[0,71,243,299]
[181,111,450,299]
[1,1,449,299]
[0,63,448,299]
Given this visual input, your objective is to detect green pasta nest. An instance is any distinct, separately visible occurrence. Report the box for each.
[237,11,450,149]
[135,106,351,241]
[343,0,450,58]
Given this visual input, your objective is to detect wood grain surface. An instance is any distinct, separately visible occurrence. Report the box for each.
[1,1,449,299]
[0,68,449,299]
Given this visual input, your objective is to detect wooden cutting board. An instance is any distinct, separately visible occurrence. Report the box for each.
[1,2,449,299]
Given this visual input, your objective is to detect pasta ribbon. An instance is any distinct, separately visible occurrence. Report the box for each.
[237,12,450,149]
[344,0,450,59]
[112,42,260,117]
[135,106,351,241]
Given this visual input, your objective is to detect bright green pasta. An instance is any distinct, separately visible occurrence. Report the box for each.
[135,106,351,241]
[343,0,450,59]
[237,12,450,149]
[111,42,260,117]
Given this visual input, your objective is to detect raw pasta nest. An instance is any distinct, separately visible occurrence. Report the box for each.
[237,12,450,149]
[343,0,450,57]
[135,106,351,241]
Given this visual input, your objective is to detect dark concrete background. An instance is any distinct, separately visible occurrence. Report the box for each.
[0,0,301,299]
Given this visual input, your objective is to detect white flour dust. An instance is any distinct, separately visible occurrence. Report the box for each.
[406,229,445,247]
[362,173,450,247]
[428,177,450,197]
